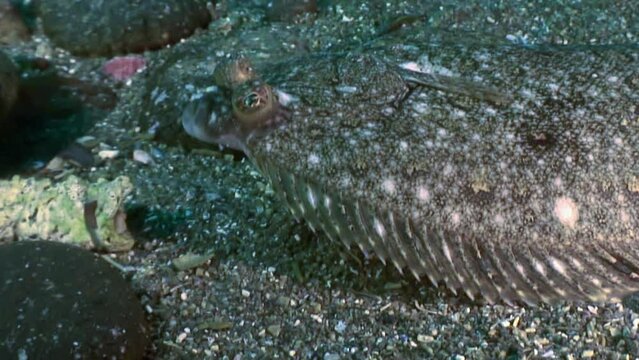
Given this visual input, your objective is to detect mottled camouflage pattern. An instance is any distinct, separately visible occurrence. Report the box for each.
[245,44,639,305]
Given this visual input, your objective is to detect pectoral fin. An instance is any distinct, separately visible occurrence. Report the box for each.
[400,68,513,106]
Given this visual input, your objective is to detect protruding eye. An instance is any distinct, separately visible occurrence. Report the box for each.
[213,56,256,89]
[242,92,262,108]
[232,83,278,129]
[237,58,253,78]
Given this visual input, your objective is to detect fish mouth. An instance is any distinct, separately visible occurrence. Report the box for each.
[181,89,248,152]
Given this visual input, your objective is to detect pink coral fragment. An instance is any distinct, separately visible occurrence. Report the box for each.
[102,55,146,82]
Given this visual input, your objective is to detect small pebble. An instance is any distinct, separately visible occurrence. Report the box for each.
[44,157,66,172]
[417,334,434,343]
[196,320,233,331]
[172,252,214,271]
[267,324,281,337]
[76,136,99,148]
[98,149,119,160]
[276,296,290,307]
[133,149,154,165]
[176,333,187,343]
[323,353,340,360]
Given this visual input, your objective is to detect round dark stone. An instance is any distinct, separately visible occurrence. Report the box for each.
[39,0,214,57]
[0,241,149,359]
[265,0,317,22]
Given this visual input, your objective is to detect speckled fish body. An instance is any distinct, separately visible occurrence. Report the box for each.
[247,44,639,305]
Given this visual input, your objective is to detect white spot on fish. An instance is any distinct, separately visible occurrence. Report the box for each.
[452,109,467,119]
[382,178,396,196]
[546,83,559,92]
[374,218,386,238]
[324,195,331,209]
[450,211,461,226]
[416,186,430,203]
[307,187,317,208]
[553,196,579,229]
[274,89,297,106]
[307,153,320,166]
[516,263,525,276]
[399,61,421,72]
[617,194,626,204]
[366,235,376,249]
[413,102,429,114]
[520,88,535,99]
[571,258,584,272]
[533,259,546,276]
[443,242,452,262]
[443,164,453,176]
[619,210,630,224]
[553,177,563,188]
[336,85,358,94]
[549,257,567,277]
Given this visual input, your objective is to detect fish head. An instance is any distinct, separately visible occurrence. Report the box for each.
[181,81,291,153]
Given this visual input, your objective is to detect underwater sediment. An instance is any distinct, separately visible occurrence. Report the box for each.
[2,0,639,358]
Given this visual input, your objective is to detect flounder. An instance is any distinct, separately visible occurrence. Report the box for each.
[182,45,639,305]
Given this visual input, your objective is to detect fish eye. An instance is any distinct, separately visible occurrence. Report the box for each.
[214,56,256,89]
[232,83,279,129]
[243,92,262,109]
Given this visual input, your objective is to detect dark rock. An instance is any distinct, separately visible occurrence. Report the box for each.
[0,241,149,359]
[39,0,215,56]
[266,0,317,22]
[0,0,30,44]
[0,50,18,123]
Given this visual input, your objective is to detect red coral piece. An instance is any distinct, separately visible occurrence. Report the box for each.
[102,55,146,82]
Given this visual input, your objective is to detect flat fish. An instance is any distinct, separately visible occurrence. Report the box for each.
[183,44,639,305]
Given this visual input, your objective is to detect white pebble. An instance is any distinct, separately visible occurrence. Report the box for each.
[98,150,119,160]
[133,149,154,165]
[176,332,187,343]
